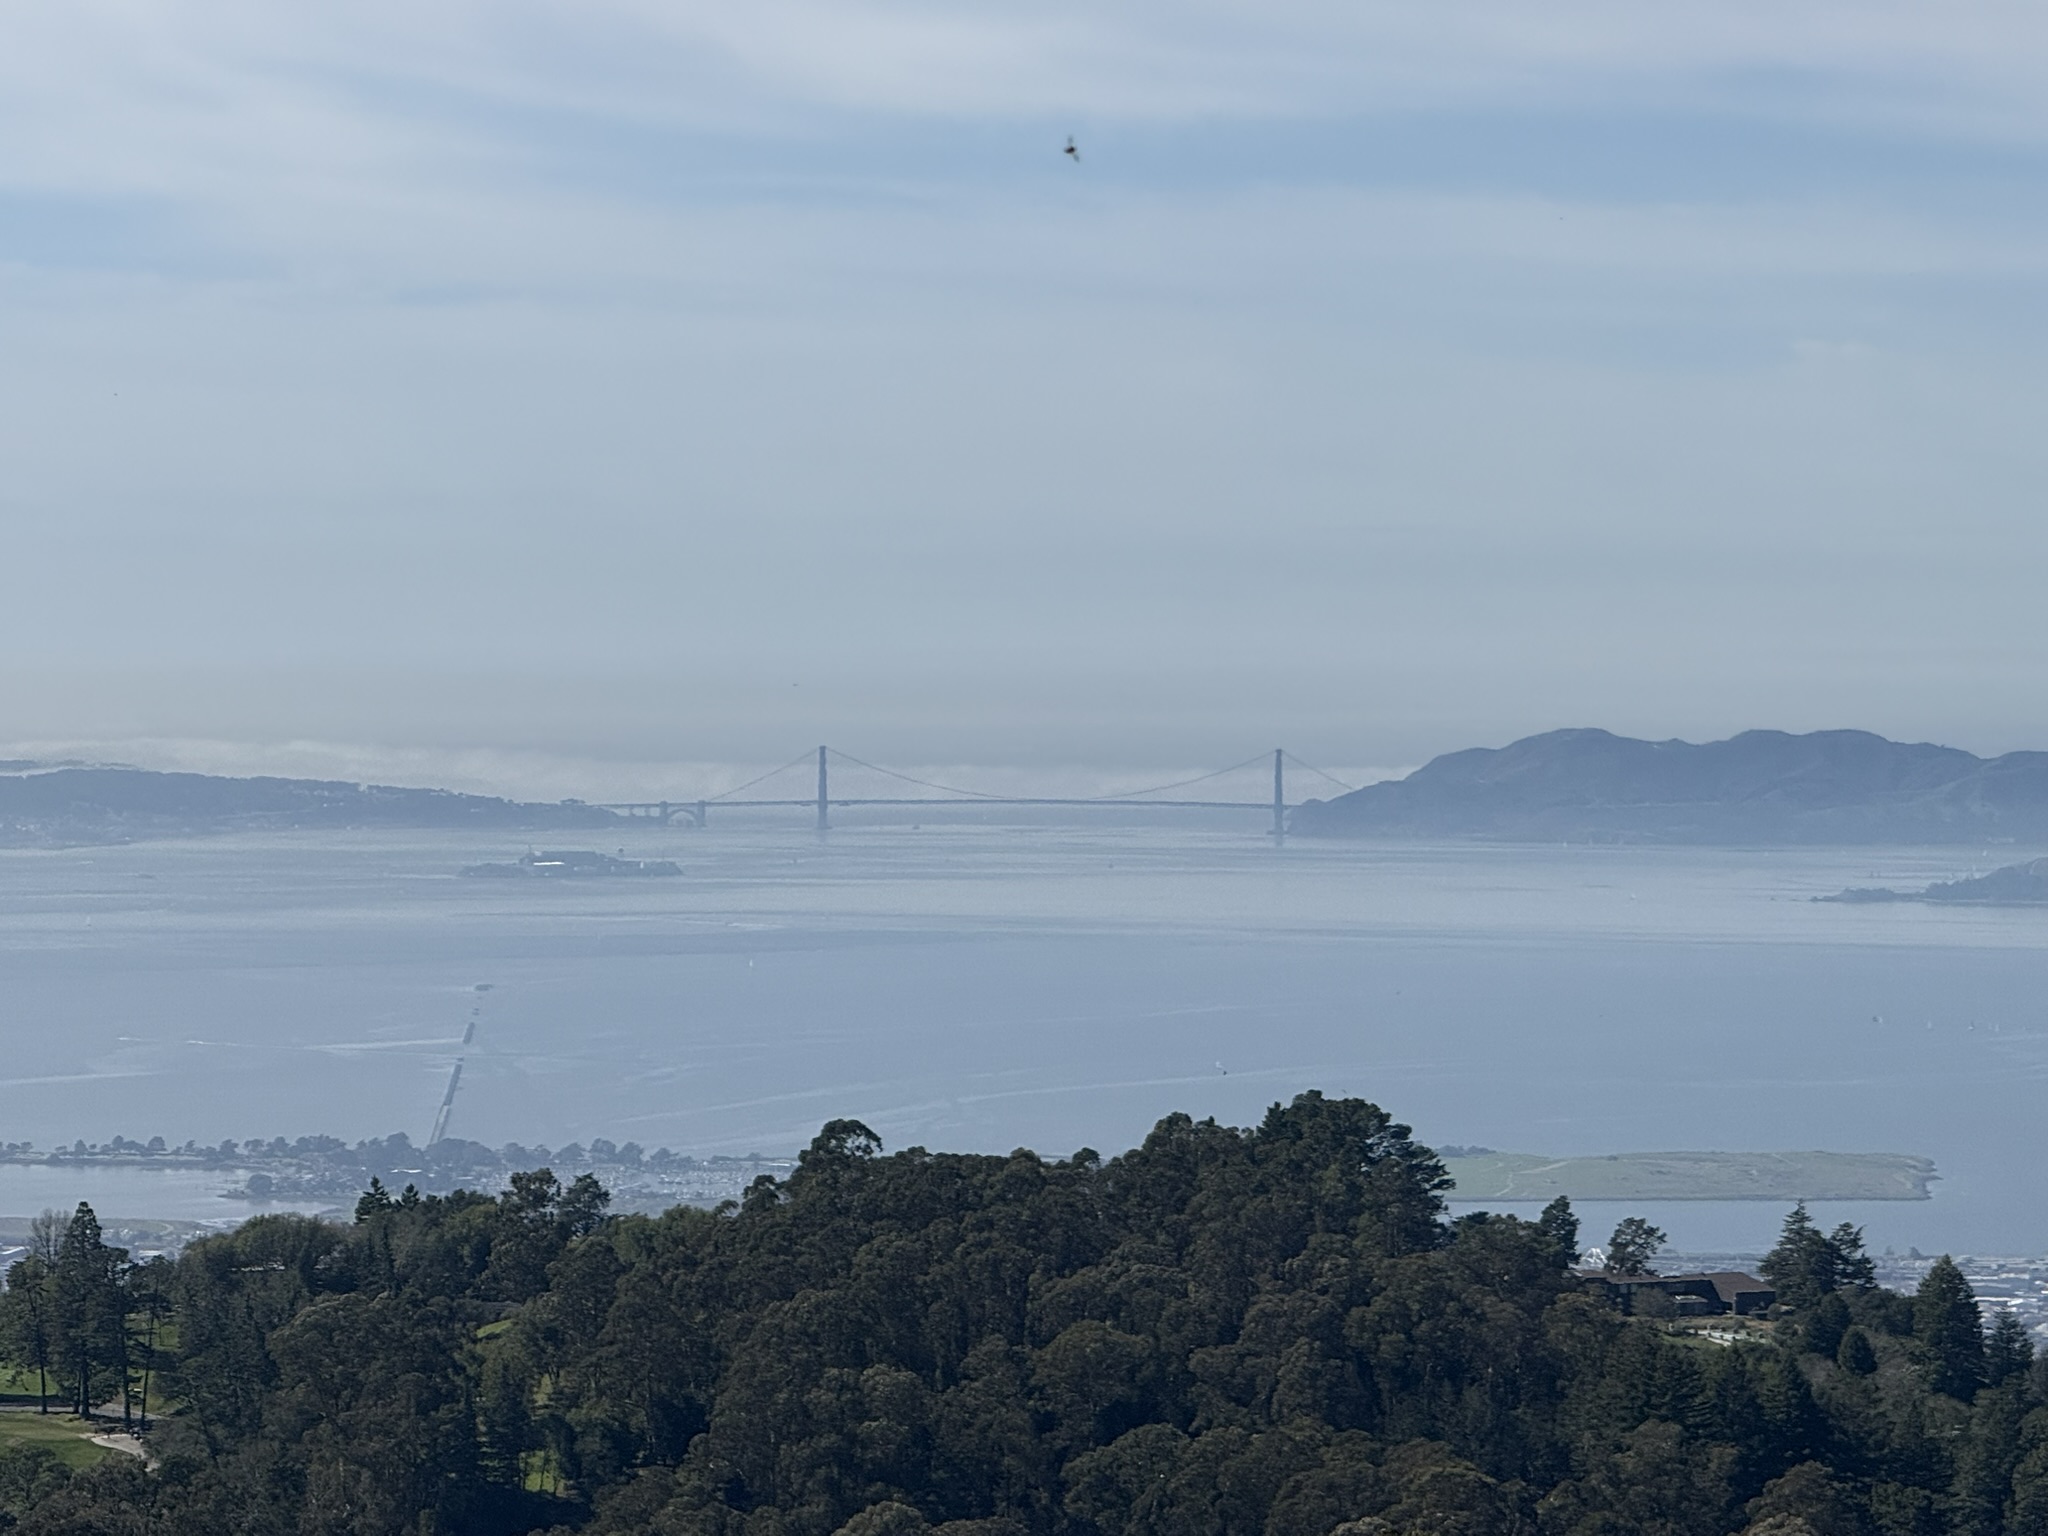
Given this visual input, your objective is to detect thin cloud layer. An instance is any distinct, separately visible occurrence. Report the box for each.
[2,1,2047,768]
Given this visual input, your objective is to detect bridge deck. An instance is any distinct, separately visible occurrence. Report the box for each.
[598,798,1286,812]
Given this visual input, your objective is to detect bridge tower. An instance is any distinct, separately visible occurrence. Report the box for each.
[1272,749,1285,841]
[816,746,829,832]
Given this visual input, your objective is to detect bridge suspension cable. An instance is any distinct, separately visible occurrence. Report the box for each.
[705,749,820,803]
[1097,753,1276,800]
[598,744,1364,829]
[824,749,1007,800]
[824,749,1288,804]
[1280,752,1359,796]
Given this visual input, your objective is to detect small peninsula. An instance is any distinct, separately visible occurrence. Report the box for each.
[1822,855,2048,906]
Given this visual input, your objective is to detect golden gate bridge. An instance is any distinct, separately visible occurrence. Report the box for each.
[597,747,1357,837]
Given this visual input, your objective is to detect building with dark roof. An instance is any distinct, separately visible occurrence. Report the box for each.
[1575,1268,1776,1317]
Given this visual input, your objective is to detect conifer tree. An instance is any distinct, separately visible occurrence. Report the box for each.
[0,1255,56,1413]
[1537,1196,1580,1267]
[1914,1256,1984,1401]
[1605,1216,1666,1276]
[353,1176,395,1222]
[1984,1309,2034,1389]
[51,1204,127,1419]
[1826,1222,1876,1290]
[1762,1204,1832,1309]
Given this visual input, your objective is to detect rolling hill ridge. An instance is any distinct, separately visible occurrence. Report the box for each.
[1292,727,2048,844]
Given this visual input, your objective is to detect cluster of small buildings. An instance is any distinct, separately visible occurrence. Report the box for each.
[1575,1249,2048,1343]
[1574,1265,1777,1317]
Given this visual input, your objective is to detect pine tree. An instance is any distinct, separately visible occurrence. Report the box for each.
[0,1255,56,1413]
[1952,1378,2026,1536]
[1537,1196,1580,1267]
[1826,1222,1876,1290]
[1762,1203,1833,1310]
[1984,1309,2034,1389]
[51,1203,127,1419]
[354,1176,395,1222]
[1606,1217,1666,1276]
[1914,1256,1984,1401]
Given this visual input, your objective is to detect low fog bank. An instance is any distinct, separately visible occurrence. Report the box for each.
[0,735,1406,808]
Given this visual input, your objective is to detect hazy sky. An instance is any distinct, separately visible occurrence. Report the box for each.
[6,1,2048,781]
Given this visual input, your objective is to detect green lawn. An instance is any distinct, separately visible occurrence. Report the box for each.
[0,1412,118,1468]
[0,1363,51,1407]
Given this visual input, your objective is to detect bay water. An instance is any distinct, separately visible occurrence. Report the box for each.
[0,818,2041,1252]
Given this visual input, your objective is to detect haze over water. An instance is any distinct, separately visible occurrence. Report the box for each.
[1,817,2041,1251]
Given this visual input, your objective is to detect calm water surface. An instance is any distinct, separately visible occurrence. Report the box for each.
[1,820,2041,1249]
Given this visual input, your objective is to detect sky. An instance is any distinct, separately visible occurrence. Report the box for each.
[5,0,2048,790]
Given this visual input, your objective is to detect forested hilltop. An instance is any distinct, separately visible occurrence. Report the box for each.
[3,1093,2043,1536]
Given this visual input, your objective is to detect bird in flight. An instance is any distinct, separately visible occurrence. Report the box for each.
[1064,136,1080,164]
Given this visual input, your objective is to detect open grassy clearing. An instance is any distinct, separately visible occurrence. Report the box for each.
[0,1363,51,1406]
[0,1412,117,1468]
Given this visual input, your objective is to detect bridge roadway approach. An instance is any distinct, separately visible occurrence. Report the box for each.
[597,748,1353,838]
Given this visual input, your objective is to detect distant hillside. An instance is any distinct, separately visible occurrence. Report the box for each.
[1291,727,2048,844]
[0,766,622,846]
[1825,855,2048,906]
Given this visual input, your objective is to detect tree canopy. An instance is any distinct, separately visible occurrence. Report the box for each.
[0,1092,2041,1536]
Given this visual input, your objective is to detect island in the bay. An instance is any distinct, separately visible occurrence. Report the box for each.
[1439,1147,1937,1201]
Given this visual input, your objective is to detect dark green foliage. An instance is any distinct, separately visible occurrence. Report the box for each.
[1536,1197,1579,1268]
[1605,1216,1667,1276]
[1852,1285,1918,1339]
[1803,1292,1853,1359]
[1914,1256,1985,1401]
[353,1175,395,1222]
[1828,1224,1878,1291]
[0,1253,56,1414]
[1985,1309,2035,1389]
[1763,1204,1877,1312]
[1,1094,2042,1536]
[0,1444,71,1521]
[1743,1460,1865,1536]
[32,1204,133,1422]
[1836,1326,1878,1376]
